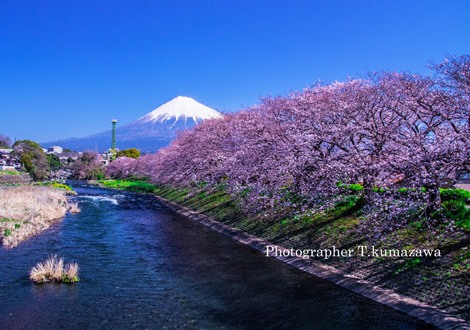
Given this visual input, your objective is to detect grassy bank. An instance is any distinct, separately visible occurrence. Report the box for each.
[100,179,469,321]
[0,169,31,185]
[0,185,80,248]
[98,178,157,193]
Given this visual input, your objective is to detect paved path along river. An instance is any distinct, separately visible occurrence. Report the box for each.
[0,184,433,329]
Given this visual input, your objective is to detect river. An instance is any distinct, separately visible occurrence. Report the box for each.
[0,184,433,329]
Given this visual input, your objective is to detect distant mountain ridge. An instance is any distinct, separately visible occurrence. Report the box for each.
[42,96,223,153]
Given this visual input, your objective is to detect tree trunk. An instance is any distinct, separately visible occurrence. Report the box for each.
[363,178,374,205]
[425,184,442,215]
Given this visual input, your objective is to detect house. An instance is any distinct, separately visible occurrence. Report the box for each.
[0,165,16,171]
[455,170,470,184]
[0,149,21,171]
[47,146,63,154]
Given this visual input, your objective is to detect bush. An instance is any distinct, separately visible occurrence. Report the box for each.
[29,255,79,284]
[442,200,470,230]
[116,148,141,159]
[13,140,50,180]
[336,183,363,192]
[349,184,363,191]
[331,195,364,216]
[441,188,470,205]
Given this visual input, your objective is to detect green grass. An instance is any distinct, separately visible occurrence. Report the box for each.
[433,188,470,230]
[33,182,73,191]
[441,188,470,204]
[1,216,26,238]
[0,170,21,176]
[99,179,157,193]
[442,200,470,230]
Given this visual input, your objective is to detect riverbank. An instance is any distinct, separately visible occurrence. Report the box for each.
[0,169,31,185]
[0,185,79,248]
[97,179,469,324]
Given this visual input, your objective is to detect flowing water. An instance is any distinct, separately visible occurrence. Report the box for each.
[0,184,434,329]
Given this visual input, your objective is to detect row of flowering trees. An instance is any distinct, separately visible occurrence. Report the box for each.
[107,55,470,235]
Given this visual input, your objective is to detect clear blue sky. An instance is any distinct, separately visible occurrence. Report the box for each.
[1,0,469,142]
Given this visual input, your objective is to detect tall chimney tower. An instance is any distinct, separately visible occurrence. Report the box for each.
[111,119,117,153]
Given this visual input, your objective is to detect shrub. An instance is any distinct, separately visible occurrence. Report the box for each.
[13,140,50,180]
[349,184,363,191]
[440,188,470,205]
[442,200,470,230]
[29,255,79,284]
[331,195,364,216]
[116,148,141,159]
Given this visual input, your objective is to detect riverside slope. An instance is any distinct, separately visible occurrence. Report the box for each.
[157,195,469,330]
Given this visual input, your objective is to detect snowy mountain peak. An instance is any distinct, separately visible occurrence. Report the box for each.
[138,96,222,124]
[43,96,222,153]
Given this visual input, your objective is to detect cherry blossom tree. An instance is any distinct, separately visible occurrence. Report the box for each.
[106,56,470,232]
[0,134,11,148]
[106,157,137,178]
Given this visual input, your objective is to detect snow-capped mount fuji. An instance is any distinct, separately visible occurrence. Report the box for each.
[135,96,222,126]
[42,96,223,153]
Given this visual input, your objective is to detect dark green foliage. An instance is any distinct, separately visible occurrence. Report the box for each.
[329,195,364,217]
[442,200,470,230]
[435,189,470,229]
[94,171,105,180]
[372,187,386,193]
[348,184,363,191]
[336,182,363,192]
[20,154,34,173]
[13,140,49,180]
[440,188,470,205]
[13,140,42,150]
[47,154,62,172]
[334,195,361,209]
[4,228,11,237]
[116,148,141,159]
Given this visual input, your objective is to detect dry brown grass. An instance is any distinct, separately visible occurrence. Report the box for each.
[29,255,79,283]
[0,185,80,248]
